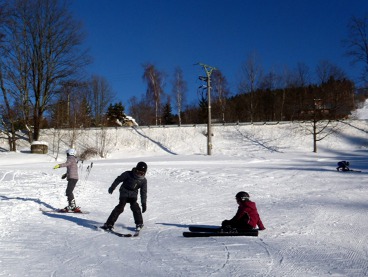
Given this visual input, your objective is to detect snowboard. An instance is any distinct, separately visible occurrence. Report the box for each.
[183,225,259,237]
[39,208,90,214]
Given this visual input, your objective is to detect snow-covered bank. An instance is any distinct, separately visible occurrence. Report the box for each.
[33,120,368,158]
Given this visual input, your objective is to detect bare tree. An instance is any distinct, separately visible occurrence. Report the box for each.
[294,62,311,87]
[303,99,338,153]
[0,0,89,142]
[293,62,312,120]
[0,2,19,151]
[142,63,165,125]
[128,95,155,126]
[211,70,230,123]
[258,69,283,121]
[239,52,263,122]
[344,14,368,85]
[0,67,18,151]
[300,75,354,153]
[316,60,346,84]
[171,67,187,126]
[258,69,281,91]
[49,80,91,128]
[87,75,115,126]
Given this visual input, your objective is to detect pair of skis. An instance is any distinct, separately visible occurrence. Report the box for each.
[98,226,141,237]
[40,208,90,214]
[40,208,139,237]
[183,225,259,237]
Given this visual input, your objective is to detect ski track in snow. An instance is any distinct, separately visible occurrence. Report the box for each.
[1,122,368,276]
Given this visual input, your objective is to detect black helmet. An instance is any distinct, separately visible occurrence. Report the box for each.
[235,191,250,202]
[136,161,147,173]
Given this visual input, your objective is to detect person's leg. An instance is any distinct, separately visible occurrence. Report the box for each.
[129,198,143,227]
[104,198,128,228]
[65,179,78,208]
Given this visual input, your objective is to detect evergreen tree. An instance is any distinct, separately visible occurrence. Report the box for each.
[106,102,125,126]
[162,102,175,125]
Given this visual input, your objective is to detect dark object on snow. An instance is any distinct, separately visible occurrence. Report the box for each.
[188,225,223,232]
[183,226,259,237]
[183,231,258,237]
[336,161,350,171]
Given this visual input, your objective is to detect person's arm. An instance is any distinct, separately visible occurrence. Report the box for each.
[257,218,266,230]
[140,180,147,212]
[108,172,127,193]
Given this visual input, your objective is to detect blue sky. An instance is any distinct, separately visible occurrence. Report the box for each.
[71,0,368,111]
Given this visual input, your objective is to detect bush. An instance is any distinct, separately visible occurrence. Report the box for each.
[79,147,98,161]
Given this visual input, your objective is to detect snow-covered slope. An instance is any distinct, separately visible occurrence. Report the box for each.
[1,120,368,277]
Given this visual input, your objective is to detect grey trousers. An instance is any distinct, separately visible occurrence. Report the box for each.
[65,179,78,202]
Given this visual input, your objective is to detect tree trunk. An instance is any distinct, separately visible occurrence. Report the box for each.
[313,119,317,153]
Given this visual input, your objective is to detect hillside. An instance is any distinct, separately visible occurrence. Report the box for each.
[32,120,368,160]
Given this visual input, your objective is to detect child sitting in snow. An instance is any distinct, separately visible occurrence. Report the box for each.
[222,191,265,231]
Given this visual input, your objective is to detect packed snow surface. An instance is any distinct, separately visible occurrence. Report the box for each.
[1,120,368,277]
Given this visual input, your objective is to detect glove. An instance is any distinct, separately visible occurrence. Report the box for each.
[221,220,231,227]
[108,187,114,194]
[53,164,60,169]
[142,203,147,213]
[61,173,67,179]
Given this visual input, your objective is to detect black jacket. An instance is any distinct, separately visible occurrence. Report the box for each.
[109,169,147,204]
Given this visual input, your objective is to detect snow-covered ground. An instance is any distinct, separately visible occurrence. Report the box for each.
[1,118,368,276]
[352,99,368,120]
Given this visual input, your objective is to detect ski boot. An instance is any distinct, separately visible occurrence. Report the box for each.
[136,224,144,231]
[101,223,114,231]
[72,207,81,213]
[61,199,80,212]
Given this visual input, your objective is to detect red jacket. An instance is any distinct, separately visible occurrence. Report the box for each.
[229,200,265,230]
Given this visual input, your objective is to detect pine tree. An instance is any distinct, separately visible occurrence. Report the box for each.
[106,102,125,126]
[162,102,175,125]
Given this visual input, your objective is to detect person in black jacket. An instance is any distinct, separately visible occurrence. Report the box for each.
[102,161,148,231]
[336,161,350,171]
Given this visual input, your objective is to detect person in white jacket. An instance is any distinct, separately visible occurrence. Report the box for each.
[53,149,80,212]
